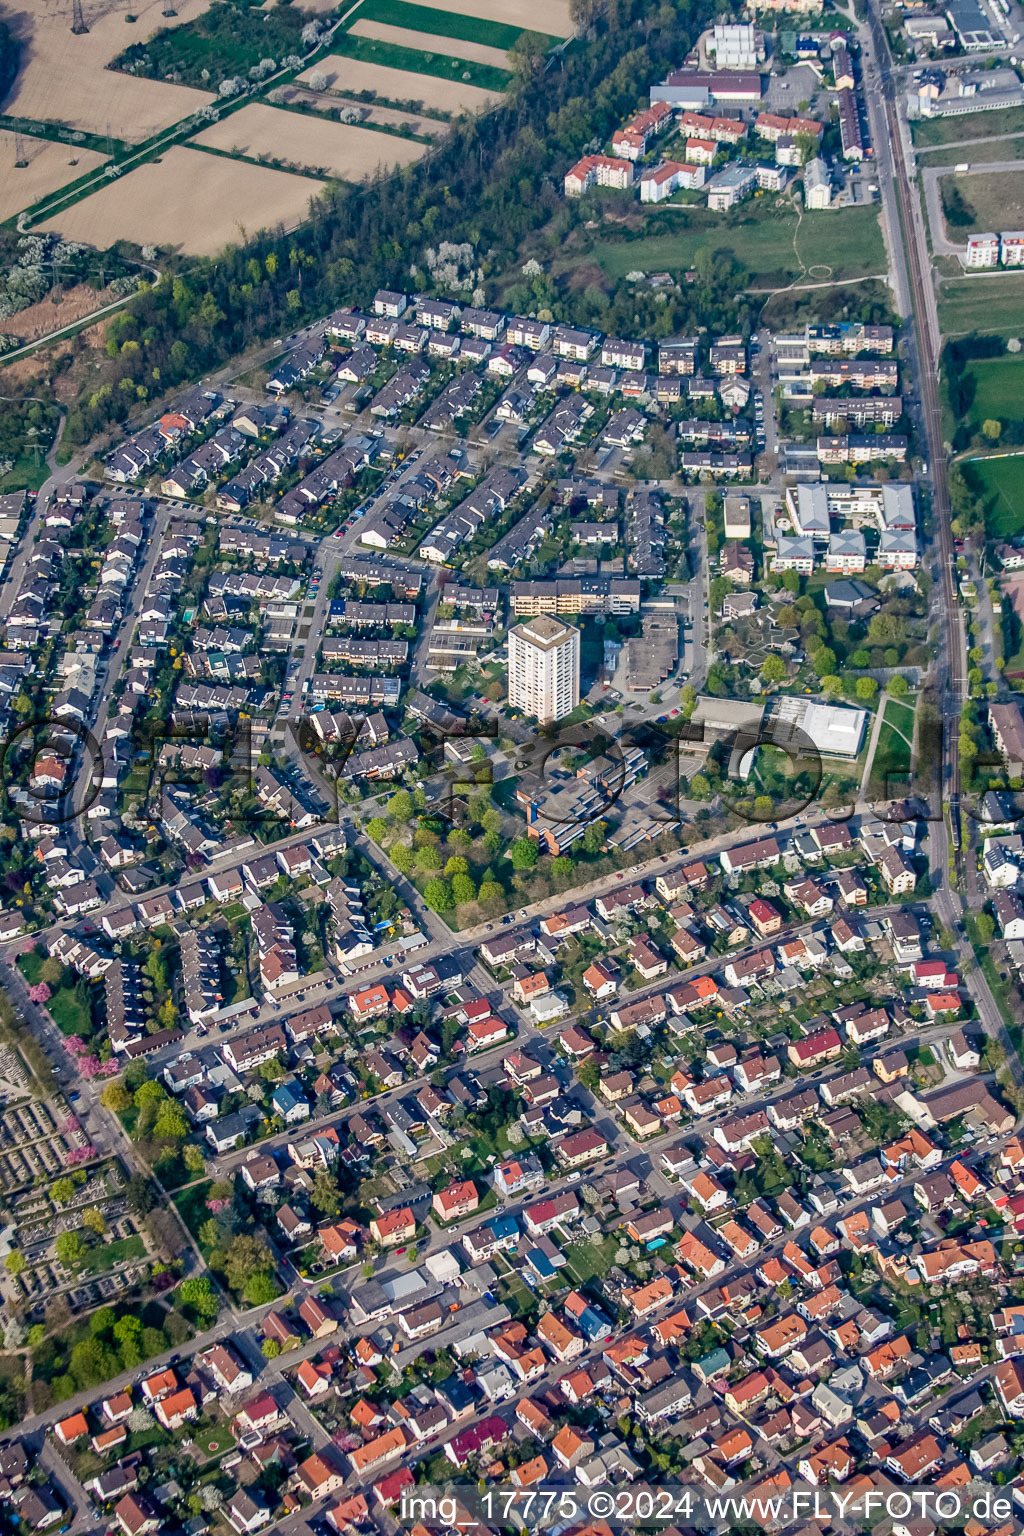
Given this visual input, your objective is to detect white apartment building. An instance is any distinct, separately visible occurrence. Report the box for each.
[965,233,1000,268]
[508,615,580,726]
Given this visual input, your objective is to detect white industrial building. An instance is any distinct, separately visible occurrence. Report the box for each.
[770,697,868,760]
[804,158,831,210]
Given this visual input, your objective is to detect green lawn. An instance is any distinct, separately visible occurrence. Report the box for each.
[868,721,912,796]
[939,272,1024,339]
[919,134,1024,168]
[964,452,1024,536]
[581,203,884,285]
[563,1233,619,1286]
[884,696,916,739]
[326,33,511,92]
[913,104,1024,147]
[81,1234,146,1275]
[357,0,555,51]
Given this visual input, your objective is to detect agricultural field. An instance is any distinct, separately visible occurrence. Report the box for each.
[325,33,510,93]
[399,0,573,34]
[942,168,1024,237]
[349,17,515,70]
[39,144,324,255]
[964,453,1024,537]
[938,271,1024,338]
[912,103,1024,147]
[192,102,428,179]
[296,52,502,113]
[0,132,108,222]
[2,0,214,142]
[274,83,441,136]
[574,203,886,285]
[110,0,313,91]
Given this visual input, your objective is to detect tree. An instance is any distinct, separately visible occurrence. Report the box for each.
[417,846,442,872]
[444,856,469,878]
[752,795,774,823]
[982,418,1002,441]
[387,789,413,823]
[451,873,476,904]
[183,1144,206,1176]
[479,880,504,908]
[55,1231,85,1269]
[423,878,453,913]
[481,809,502,838]
[100,1079,132,1114]
[262,1338,281,1358]
[689,773,711,799]
[974,912,995,942]
[390,843,415,874]
[311,1170,340,1217]
[38,957,64,988]
[366,816,388,844]
[178,1276,219,1322]
[887,674,910,697]
[709,575,730,611]
[224,1234,275,1295]
[244,1271,278,1306]
[760,655,786,685]
[5,1251,24,1276]
[508,836,538,871]
[153,1100,188,1140]
[855,676,878,701]
[81,1207,106,1237]
[813,646,837,679]
[49,1177,75,1205]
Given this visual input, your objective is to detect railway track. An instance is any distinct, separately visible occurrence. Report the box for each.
[870,10,967,879]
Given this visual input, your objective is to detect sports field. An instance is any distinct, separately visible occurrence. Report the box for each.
[0,132,108,221]
[965,453,1024,537]
[4,0,213,142]
[578,204,885,284]
[297,53,502,113]
[960,355,1024,435]
[192,103,428,179]
[938,272,1024,338]
[38,145,324,255]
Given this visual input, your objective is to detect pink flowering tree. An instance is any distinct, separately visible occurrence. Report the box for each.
[61,1115,80,1134]
[205,1197,231,1214]
[65,1144,95,1164]
[27,982,51,1005]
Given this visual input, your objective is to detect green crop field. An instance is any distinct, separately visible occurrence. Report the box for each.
[912,104,1024,147]
[939,273,1024,338]
[357,0,555,50]
[578,203,884,284]
[326,33,511,92]
[965,453,1024,536]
